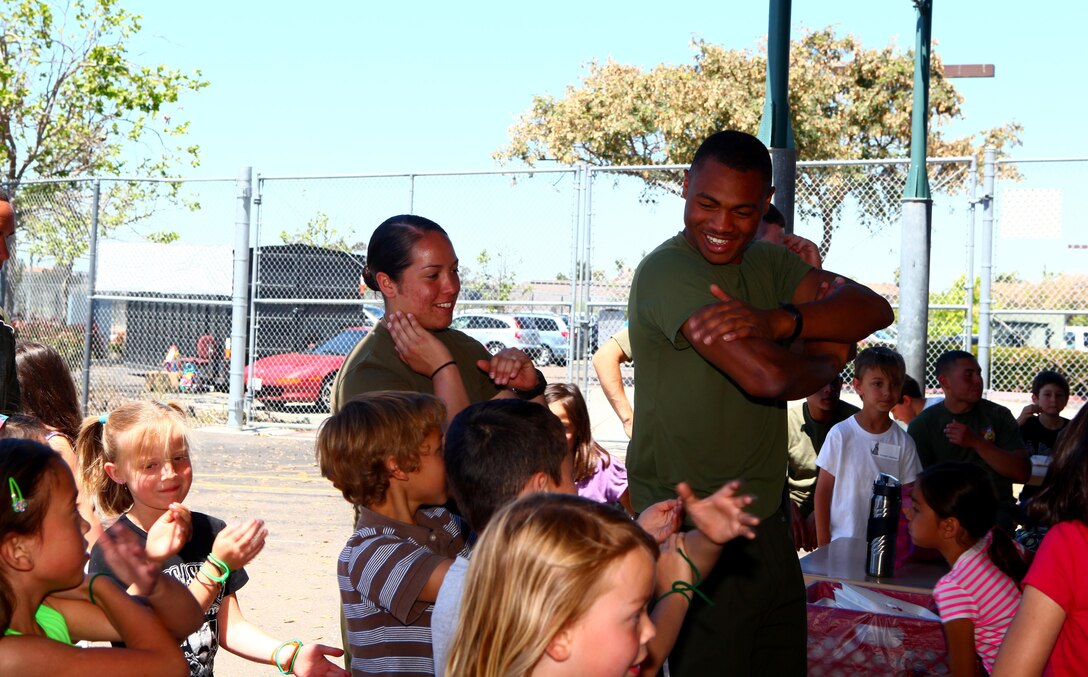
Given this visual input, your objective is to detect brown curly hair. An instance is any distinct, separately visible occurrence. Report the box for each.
[316,391,446,507]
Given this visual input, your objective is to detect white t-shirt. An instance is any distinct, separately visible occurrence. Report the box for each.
[431,555,470,677]
[816,415,923,542]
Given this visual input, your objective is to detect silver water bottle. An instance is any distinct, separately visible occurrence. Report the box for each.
[865,473,901,578]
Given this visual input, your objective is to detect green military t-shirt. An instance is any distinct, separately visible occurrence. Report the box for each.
[908,399,1025,527]
[627,235,811,519]
[787,400,860,516]
[332,322,502,412]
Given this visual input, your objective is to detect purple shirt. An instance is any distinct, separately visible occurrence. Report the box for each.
[576,455,629,504]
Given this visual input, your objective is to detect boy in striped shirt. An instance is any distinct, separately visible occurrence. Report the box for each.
[317,392,469,677]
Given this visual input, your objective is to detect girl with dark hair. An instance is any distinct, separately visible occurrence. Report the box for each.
[0,438,202,675]
[544,382,633,514]
[14,341,82,465]
[333,214,545,423]
[908,462,1027,676]
[992,406,1088,676]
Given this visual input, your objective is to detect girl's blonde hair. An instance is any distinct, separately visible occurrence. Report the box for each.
[76,400,189,517]
[446,493,657,677]
[544,383,611,483]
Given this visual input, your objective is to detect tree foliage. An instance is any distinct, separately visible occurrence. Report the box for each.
[279,211,359,253]
[0,0,206,312]
[0,0,206,183]
[499,28,1023,255]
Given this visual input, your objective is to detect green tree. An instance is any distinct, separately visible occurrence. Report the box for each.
[1,0,206,308]
[499,28,1022,256]
[279,211,358,252]
[461,249,522,303]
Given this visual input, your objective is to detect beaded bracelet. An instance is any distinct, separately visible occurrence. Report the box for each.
[654,547,715,606]
[273,639,303,674]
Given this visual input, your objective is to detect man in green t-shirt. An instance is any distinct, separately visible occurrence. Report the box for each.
[627,130,894,675]
[907,350,1029,532]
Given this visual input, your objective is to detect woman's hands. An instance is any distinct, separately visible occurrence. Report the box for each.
[145,503,192,566]
[475,348,537,388]
[386,312,454,376]
[211,518,268,572]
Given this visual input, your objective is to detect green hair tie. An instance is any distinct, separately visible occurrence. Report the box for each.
[9,477,27,513]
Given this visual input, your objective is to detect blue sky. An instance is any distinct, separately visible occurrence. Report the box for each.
[125,1,1083,176]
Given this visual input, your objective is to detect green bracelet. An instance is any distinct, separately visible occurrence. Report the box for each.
[204,553,231,584]
[654,547,715,607]
[88,572,118,606]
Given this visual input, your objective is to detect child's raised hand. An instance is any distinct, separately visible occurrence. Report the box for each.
[677,480,759,545]
[211,518,268,571]
[99,526,163,596]
[145,502,192,564]
[636,498,682,544]
[290,643,350,677]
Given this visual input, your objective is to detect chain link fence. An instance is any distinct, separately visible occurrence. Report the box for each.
[3,177,239,423]
[990,158,1088,399]
[2,157,1083,430]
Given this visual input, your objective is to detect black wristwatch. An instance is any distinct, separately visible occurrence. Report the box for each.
[513,368,547,400]
[780,303,804,344]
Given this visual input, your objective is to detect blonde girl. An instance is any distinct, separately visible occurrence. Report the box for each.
[0,438,202,676]
[447,493,658,677]
[78,401,347,677]
[544,383,634,514]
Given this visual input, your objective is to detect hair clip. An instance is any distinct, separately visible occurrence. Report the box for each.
[9,477,27,513]
[98,414,108,425]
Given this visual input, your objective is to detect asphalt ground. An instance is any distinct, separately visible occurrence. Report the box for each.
[183,427,349,677]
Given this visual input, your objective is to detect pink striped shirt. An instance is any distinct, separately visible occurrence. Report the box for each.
[932,531,1022,672]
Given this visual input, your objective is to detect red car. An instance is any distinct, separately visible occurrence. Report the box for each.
[244,327,368,411]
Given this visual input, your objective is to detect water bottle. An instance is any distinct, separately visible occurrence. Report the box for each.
[865,473,901,578]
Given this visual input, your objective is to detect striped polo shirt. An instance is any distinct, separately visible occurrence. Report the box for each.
[932,531,1022,672]
[340,505,470,676]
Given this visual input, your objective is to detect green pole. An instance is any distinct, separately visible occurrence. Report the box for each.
[904,0,933,200]
[757,0,797,231]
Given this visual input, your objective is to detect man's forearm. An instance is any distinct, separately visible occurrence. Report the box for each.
[974,441,1031,483]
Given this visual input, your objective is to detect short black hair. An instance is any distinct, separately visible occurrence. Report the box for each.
[900,375,923,400]
[690,130,772,190]
[763,203,785,227]
[444,400,569,534]
[1032,370,1070,398]
[934,350,976,378]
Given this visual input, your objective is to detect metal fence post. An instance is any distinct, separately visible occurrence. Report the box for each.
[227,167,253,429]
[79,179,102,415]
[978,149,996,393]
[963,160,978,350]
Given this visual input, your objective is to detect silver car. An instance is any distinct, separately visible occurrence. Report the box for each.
[515,313,570,366]
[450,313,544,359]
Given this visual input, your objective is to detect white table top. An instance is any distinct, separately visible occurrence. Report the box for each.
[799,537,948,595]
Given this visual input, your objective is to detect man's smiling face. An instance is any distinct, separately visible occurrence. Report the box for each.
[681,158,772,266]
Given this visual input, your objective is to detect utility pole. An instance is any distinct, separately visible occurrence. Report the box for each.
[758,0,796,232]
[899,0,934,385]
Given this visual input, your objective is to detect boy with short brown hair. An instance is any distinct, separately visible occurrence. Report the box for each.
[317,391,468,676]
[815,347,923,546]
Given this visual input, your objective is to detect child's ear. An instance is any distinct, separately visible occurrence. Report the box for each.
[1031,393,1040,405]
[851,377,861,392]
[939,515,960,539]
[103,461,125,485]
[0,534,36,572]
[544,627,573,663]
[518,471,552,497]
[385,456,408,481]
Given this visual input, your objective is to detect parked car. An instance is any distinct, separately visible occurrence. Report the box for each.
[515,313,570,366]
[244,326,368,412]
[449,313,543,361]
[362,304,384,326]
